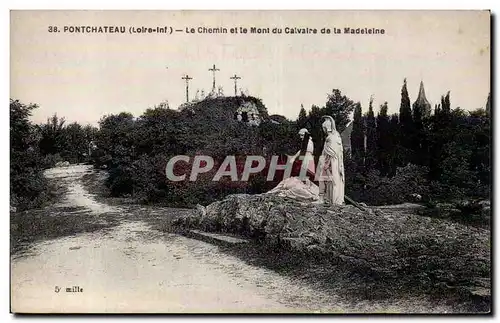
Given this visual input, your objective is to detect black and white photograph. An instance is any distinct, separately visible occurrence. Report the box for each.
[9,9,491,314]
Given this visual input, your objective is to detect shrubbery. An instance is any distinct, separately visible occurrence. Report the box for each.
[344,84,490,206]
[38,114,98,166]
[92,88,490,211]
[10,100,51,211]
[346,162,430,205]
[13,83,490,214]
[93,97,296,207]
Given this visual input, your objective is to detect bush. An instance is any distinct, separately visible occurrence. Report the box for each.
[94,92,491,211]
[130,154,172,203]
[10,99,51,211]
[10,164,49,210]
[106,163,134,196]
[96,97,299,207]
[41,153,63,169]
[346,162,430,205]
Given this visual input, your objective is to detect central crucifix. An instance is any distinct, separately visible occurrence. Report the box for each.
[230,74,241,96]
[208,64,220,94]
[181,74,193,102]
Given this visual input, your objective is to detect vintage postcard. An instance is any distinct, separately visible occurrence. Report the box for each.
[10,10,491,314]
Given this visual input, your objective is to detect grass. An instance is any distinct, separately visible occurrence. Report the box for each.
[67,167,492,313]
[10,206,121,256]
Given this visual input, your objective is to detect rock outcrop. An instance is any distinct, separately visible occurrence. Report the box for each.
[174,194,490,305]
[55,161,70,167]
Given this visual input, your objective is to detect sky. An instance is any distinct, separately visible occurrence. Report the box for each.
[10,10,490,125]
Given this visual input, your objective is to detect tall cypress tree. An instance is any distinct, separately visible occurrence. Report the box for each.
[365,97,377,170]
[429,91,453,180]
[388,113,401,176]
[399,78,413,166]
[442,91,451,114]
[376,102,390,176]
[434,103,441,116]
[350,102,365,166]
[439,91,452,141]
[308,105,324,160]
[412,102,425,166]
[297,104,308,128]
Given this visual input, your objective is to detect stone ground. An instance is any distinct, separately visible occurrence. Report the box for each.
[175,193,491,312]
[10,164,486,313]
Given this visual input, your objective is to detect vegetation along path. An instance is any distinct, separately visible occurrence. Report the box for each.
[11,164,466,313]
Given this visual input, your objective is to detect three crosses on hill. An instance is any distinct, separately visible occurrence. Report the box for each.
[181,64,242,102]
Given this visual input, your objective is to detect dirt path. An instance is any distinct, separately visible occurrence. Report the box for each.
[11,165,456,313]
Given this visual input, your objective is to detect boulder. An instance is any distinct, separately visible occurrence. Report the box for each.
[478,200,490,208]
[55,161,70,167]
[174,194,490,292]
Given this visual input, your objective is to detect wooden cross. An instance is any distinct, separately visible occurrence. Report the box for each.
[230,74,241,96]
[181,74,193,102]
[208,64,220,93]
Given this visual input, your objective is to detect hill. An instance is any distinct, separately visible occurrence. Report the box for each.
[95,95,299,206]
[168,96,298,159]
[180,95,269,121]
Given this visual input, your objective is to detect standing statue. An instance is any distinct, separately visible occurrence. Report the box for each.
[290,128,315,182]
[317,116,345,205]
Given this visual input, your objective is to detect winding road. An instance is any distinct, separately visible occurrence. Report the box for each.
[10,165,455,313]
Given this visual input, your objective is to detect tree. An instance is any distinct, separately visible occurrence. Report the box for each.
[96,112,137,195]
[468,108,491,194]
[134,106,181,156]
[297,104,308,128]
[10,99,48,210]
[35,113,94,164]
[350,102,365,165]
[62,122,88,163]
[428,91,453,180]
[38,114,66,156]
[376,102,390,176]
[434,103,441,116]
[399,78,413,165]
[301,90,357,162]
[97,112,136,164]
[83,124,98,142]
[324,89,355,132]
[10,99,39,152]
[441,91,451,114]
[308,105,325,160]
[365,97,377,170]
[412,99,425,166]
[387,114,401,176]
